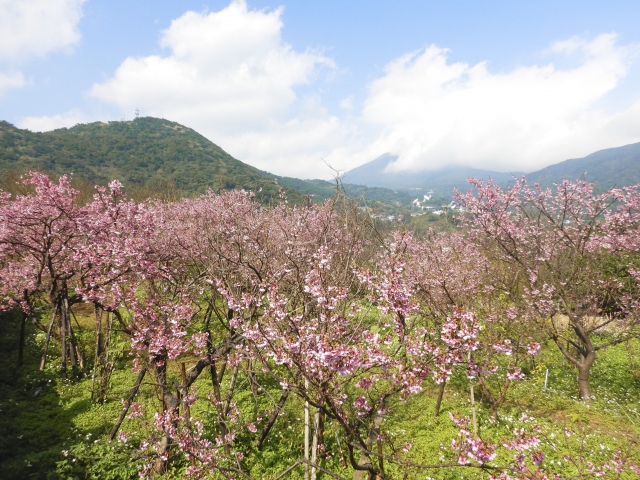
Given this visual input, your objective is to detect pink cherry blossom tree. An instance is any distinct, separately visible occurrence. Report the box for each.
[404,230,543,420]
[457,178,640,400]
[0,172,91,377]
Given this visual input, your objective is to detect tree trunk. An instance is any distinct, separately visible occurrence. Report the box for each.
[210,360,230,455]
[577,350,595,400]
[434,380,446,417]
[305,380,310,480]
[180,362,191,426]
[97,312,113,404]
[256,388,289,449]
[353,410,384,480]
[90,305,103,401]
[153,358,179,475]
[40,303,58,371]
[469,351,477,434]
[60,295,67,378]
[17,311,27,367]
[553,317,597,401]
[109,366,147,441]
[311,406,321,480]
[58,288,80,379]
[68,321,83,376]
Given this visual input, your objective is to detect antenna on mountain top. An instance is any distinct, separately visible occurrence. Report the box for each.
[134,108,139,119]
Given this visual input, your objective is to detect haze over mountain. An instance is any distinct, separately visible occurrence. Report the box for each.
[345,143,640,196]
[344,153,525,196]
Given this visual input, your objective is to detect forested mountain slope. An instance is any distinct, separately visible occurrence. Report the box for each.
[0,117,417,206]
[0,117,301,202]
[526,141,640,189]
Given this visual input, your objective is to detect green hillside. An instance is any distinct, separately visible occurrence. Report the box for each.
[0,116,423,210]
[276,176,415,204]
[526,141,640,190]
[0,117,301,203]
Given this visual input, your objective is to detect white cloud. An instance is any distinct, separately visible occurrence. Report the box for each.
[89,0,345,177]
[212,96,362,178]
[0,0,84,95]
[0,0,84,60]
[0,71,25,96]
[362,33,640,173]
[339,95,354,110]
[20,109,91,132]
[34,3,640,179]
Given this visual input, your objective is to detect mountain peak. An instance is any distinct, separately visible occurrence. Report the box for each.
[0,117,302,203]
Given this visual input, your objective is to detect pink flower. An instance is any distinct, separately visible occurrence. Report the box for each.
[507,368,525,381]
[527,343,541,355]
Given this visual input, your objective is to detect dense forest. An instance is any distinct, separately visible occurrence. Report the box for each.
[1,172,639,479]
[0,117,301,203]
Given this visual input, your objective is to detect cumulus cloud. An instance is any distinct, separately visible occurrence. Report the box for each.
[32,1,640,179]
[0,71,25,96]
[89,0,345,177]
[20,109,92,132]
[363,33,640,173]
[339,95,354,110]
[0,0,84,95]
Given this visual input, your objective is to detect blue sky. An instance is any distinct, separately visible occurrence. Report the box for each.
[2,0,640,179]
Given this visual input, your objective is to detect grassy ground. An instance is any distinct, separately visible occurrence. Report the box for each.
[1,309,639,479]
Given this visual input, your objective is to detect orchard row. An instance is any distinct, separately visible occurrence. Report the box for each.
[1,172,639,479]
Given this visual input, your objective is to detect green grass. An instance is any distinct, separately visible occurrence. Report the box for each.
[1,309,639,479]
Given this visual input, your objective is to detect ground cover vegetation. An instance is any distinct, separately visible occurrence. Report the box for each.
[1,172,640,479]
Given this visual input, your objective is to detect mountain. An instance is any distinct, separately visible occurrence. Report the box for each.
[0,117,417,208]
[0,117,301,203]
[344,141,640,195]
[343,153,523,195]
[7,116,634,209]
[526,142,640,189]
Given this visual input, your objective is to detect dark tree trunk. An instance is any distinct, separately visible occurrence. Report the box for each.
[40,303,58,371]
[109,366,147,441]
[61,292,79,379]
[317,408,325,448]
[180,362,191,426]
[577,351,595,400]
[17,311,27,367]
[352,411,384,480]
[210,359,230,455]
[60,295,67,379]
[68,321,82,377]
[90,306,102,400]
[554,316,597,401]
[97,312,114,404]
[434,380,446,417]
[153,358,179,475]
[256,388,289,449]
[95,305,103,358]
